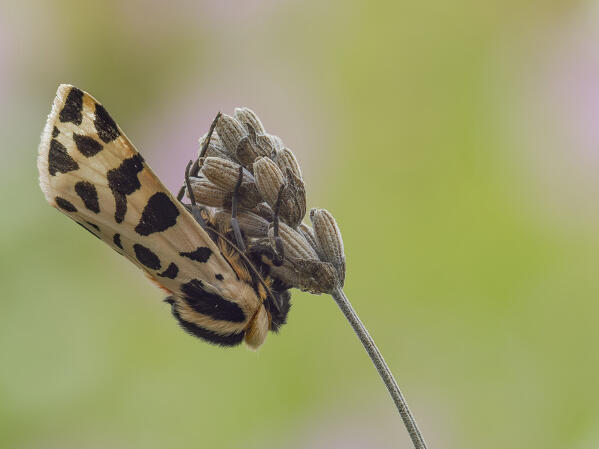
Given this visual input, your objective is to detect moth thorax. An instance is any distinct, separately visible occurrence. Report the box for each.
[244,305,269,350]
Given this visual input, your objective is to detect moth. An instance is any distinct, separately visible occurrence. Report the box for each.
[38,84,291,349]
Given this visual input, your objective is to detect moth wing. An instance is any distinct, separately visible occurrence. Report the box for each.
[38,84,261,341]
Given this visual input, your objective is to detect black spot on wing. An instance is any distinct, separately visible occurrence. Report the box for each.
[135,192,180,236]
[113,233,123,249]
[180,247,212,263]
[94,103,120,143]
[133,243,161,270]
[73,133,103,157]
[158,263,179,279]
[107,154,144,223]
[180,279,245,323]
[113,193,127,224]
[59,87,83,125]
[74,181,100,213]
[55,196,77,212]
[215,274,224,281]
[169,303,244,347]
[52,126,59,137]
[48,139,79,176]
[85,221,100,232]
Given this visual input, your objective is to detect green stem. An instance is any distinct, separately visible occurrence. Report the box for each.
[331,287,428,449]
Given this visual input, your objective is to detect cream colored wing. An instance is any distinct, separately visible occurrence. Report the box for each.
[38,84,261,345]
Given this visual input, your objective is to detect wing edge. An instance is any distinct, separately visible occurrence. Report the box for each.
[38,83,74,205]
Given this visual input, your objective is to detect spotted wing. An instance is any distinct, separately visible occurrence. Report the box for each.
[37,84,262,346]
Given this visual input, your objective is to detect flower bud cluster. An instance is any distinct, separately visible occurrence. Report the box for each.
[187,108,345,293]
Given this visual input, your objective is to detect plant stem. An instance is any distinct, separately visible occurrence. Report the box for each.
[331,287,428,449]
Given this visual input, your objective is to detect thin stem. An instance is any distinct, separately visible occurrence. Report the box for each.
[331,287,428,449]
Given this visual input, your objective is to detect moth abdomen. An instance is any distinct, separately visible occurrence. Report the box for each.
[168,301,245,347]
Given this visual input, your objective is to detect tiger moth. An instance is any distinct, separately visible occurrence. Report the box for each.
[38,84,291,349]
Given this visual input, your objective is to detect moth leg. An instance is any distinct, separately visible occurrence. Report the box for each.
[183,160,207,228]
[198,111,222,160]
[230,166,247,251]
[177,112,222,201]
[271,185,286,266]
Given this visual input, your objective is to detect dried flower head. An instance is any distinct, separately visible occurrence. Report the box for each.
[184,108,345,294]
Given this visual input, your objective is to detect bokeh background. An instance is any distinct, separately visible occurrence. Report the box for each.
[2,0,599,448]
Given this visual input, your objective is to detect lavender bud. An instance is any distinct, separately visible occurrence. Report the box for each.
[299,222,323,258]
[251,203,274,221]
[268,221,318,261]
[199,131,224,153]
[274,148,302,180]
[215,114,247,155]
[310,208,345,286]
[200,157,252,192]
[188,178,228,207]
[234,107,266,134]
[270,259,337,294]
[253,157,285,209]
[236,133,271,168]
[279,169,306,228]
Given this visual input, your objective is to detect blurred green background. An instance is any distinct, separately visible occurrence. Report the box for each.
[2,0,599,447]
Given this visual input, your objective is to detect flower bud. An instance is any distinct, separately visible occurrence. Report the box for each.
[268,134,284,152]
[237,181,262,209]
[199,131,224,154]
[188,177,228,207]
[299,222,322,258]
[236,133,271,168]
[268,221,318,261]
[234,107,266,134]
[211,210,269,237]
[200,157,252,192]
[253,157,285,208]
[215,114,247,155]
[254,134,277,156]
[310,208,345,286]
[270,259,337,294]
[237,211,270,237]
[251,203,274,221]
[274,148,302,180]
[279,170,306,228]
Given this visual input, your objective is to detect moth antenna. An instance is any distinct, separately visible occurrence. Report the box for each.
[184,159,207,228]
[271,184,286,266]
[198,111,222,160]
[177,111,222,200]
[176,185,186,202]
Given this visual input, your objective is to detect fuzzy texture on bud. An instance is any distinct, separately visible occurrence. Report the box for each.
[279,169,306,228]
[299,222,322,258]
[213,210,270,237]
[270,259,337,294]
[188,178,228,207]
[310,208,345,287]
[215,114,247,155]
[234,107,266,134]
[253,157,286,209]
[274,148,302,180]
[268,221,318,261]
[236,133,272,168]
[200,157,253,192]
[186,106,347,297]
